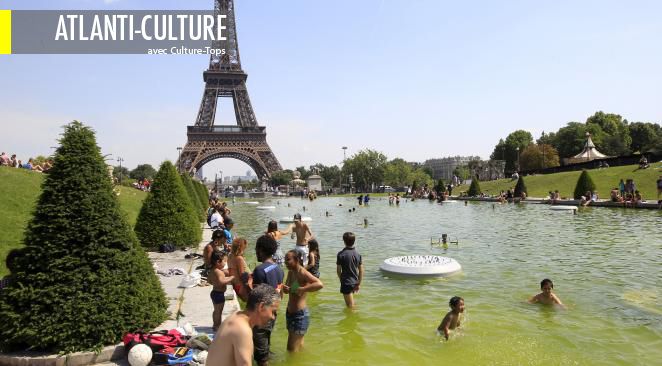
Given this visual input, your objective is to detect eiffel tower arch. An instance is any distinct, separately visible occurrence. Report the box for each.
[178,0,282,180]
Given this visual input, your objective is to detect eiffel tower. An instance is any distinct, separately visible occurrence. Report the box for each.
[179,0,282,180]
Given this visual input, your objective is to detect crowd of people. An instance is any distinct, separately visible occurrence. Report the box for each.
[609,178,647,207]
[0,152,53,173]
[201,195,365,365]
[202,195,569,365]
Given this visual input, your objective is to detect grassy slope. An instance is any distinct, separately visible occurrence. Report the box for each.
[0,167,146,276]
[455,163,662,199]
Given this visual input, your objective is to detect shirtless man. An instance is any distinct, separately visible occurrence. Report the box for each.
[291,213,313,266]
[206,284,281,366]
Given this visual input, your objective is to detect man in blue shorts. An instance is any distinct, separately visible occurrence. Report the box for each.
[336,232,364,308]
[250,234,284,366]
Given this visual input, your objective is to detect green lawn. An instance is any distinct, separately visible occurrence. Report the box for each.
[455,163,662,199]
[0,167,147,277]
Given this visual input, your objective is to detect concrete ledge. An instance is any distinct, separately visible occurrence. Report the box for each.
[0,344,124,366]
[453,197,661,209]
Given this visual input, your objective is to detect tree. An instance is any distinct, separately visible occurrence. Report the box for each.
[112,165,130,181]
[489,139,507,161]
[435,179,446,195]
[129,164,157,181]
[383,158,413,187]
[586,111,631,155]
[409,168,434,189]
[180,173,205,222]
[341,149,388,191]
[453,165,470,182]
[270,170,293,187]
[467,176,482,196]
[629,122,660,153]
[192,178,210,209]
[573,170,596,199]
[491,130,533,173]
[0,121,166,353]
[514,176,527,198]
[134,161,201,250]
[519,144,560,171]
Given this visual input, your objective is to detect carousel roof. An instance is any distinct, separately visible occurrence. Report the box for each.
[572,133,609,160]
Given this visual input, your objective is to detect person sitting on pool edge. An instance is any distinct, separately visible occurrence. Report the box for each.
[529,278,565,308]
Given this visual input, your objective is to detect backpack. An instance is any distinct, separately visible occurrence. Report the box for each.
[123,329,188,353]
[159,243,176,253]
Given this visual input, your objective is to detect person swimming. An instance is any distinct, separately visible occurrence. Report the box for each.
[437,296,465,340]
[529,278,565,308]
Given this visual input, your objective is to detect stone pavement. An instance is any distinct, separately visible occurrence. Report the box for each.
[95,227,240,366]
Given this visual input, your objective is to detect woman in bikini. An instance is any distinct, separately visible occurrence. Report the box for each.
[228,238,250,302]
[282,250,323,352]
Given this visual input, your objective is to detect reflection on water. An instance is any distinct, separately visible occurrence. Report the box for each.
[229,197,662,366]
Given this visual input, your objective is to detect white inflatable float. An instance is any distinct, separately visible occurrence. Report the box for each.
[256,206,276,210]
[279,216,312,223]
[243,201,260,205]
[380,255,462,277]
[550,205,578,211]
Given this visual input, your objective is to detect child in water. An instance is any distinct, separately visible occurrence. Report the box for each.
[529,278,565,308]
[437,296,464,340]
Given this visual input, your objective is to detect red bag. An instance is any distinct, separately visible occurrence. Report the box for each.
[123,329,187,352]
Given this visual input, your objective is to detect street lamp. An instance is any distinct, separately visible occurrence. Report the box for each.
[116,156,124,185]
[176,147,183,172]
[541,131,545,170]
[516,146,520,172]
[219,170,223,193]
[340,146,348,193]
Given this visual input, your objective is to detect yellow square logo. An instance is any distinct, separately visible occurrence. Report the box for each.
[0,10,11,54]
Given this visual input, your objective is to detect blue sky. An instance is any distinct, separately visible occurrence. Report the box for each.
[2,0,661,180]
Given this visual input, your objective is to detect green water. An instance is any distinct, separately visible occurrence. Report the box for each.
[229,197,661,366]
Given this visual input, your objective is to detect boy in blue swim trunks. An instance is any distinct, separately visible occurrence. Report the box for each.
[283,250,323,352]
[336,232,364,308]
[209,251,234,332]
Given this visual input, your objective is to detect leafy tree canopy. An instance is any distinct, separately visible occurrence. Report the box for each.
[270,170,293,186]
[519,144,560,171]
[130,163,157,181]
[342,149,388,191]
[383,158,413,187]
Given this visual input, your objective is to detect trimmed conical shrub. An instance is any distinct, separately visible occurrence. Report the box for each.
[180,173,205,222]
[192,179,209,210]
[135,161,201,249]
[573,170,596,199]
[435,179,445,195]
[467,176,482,196]
[514,176,527,198]
[0,121,167,353]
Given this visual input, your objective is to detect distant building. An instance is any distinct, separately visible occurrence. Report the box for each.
[223,170,256,185]
[423,156,481,180]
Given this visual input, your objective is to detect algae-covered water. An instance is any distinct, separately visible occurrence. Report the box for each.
[229,197,661,366]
